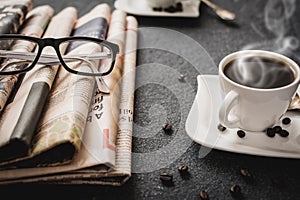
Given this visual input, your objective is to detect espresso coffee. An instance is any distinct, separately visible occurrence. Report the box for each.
[224,56,295,89]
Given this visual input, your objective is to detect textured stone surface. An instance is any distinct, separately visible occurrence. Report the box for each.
[1,0,300,199]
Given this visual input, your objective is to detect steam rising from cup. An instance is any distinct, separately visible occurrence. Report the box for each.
[224,56,295,89]
[243,0,299,63]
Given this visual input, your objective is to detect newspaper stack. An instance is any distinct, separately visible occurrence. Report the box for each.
[0,2,138,186]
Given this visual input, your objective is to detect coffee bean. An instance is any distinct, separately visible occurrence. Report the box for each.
[237,130,246,138]
[176,2,183,11]
[199,190,209,200]
[160,172,173,182]
[266,128,275,137]
[217,124,226,132]
[178,74,185,81]
[230,184,241,193]
[162,3,184,13]
[282,117,291,125]
[178,165,188,172]
[164,5,177,13]
[176,2,183,9]
[279,129,289,137]
[152,7,163,12]
[240,168,251,177]
[273,126,282,133]
[163,123,172,131]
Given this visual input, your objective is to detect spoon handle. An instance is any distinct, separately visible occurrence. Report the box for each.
[201,0,236,21]
[201,0,219,10]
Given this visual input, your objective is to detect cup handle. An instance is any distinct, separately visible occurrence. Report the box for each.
[219,90,239,128]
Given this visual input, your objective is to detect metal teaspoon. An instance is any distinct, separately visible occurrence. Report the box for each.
[201,0,236,21]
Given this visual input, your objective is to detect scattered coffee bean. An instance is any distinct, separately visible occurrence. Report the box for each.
[279,129,289,137]
[176,2,183,11]
[163,123,172,131]
[199,190,209,200]
[178,165,188,172]
[152,7,163,12]
[237,130,246,138]
[217,123,226,132]
[153,3,183,13]
[282,117,291,125]
[266,128,275,137]
[273,125,282,133]
[164,5,177,13]
[160,172,173,182]
[240,168,251,177]
[230,184,241,194]
[178,74,185,81]
[266,125,289,138]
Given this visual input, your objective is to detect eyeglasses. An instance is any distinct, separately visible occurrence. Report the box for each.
[0,34,119,77]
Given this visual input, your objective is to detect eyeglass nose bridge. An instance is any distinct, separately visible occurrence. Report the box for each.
[34,38,66,65]
[41,38,56,46]
[37,38,61,53]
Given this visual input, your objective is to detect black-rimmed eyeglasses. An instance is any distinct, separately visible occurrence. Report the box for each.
[0,34,119,77]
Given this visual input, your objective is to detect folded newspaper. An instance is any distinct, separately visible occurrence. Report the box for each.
[0,0,32,35]
[0,0,33,111]
[0,3,138,186]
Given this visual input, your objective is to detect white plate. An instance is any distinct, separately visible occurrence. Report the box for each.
[185,75,300,158]
[114,0,201,17]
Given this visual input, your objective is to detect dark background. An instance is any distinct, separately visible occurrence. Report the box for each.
[1,0,300,199]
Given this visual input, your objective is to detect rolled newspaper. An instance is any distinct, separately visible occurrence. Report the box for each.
[0,0,37,112]
[0,0,32,34]
[84,9,127,168]
[114,15,138,175]
[0,5,54,163]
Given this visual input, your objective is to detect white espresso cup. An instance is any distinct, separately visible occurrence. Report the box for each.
[218,50,300,132]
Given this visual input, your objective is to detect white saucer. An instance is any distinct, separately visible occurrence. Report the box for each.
[185,75,300,159]
[114,0,201,17]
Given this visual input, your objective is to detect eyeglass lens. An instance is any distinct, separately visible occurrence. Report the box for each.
[0,38,37,73]
[60,39,113,75]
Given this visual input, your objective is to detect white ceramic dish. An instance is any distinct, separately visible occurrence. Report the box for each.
[114,0,201,17]
[185,75,300,158]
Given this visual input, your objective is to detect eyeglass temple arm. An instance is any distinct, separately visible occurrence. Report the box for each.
[0,50,111,65]
[70,56,110,94]
[0,55,111,94]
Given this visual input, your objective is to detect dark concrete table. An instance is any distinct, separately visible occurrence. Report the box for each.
[1,0,300,199]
